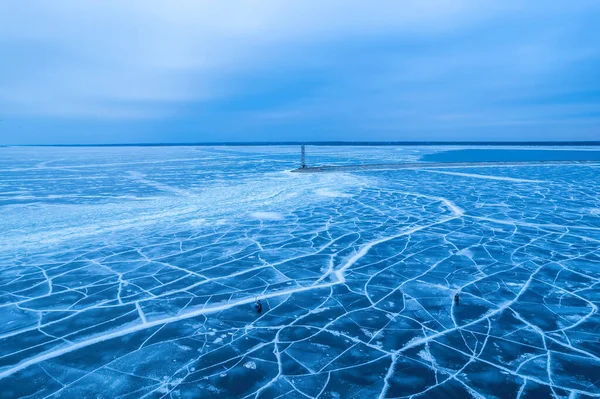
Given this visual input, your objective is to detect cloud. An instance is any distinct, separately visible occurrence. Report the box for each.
[0,1,599,142]
[0,1,508,116]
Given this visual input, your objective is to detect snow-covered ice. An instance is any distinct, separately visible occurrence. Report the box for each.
[0,145,599,398]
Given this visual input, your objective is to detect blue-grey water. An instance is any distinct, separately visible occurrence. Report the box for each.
[422,148,600,163]
[0,145,599,398]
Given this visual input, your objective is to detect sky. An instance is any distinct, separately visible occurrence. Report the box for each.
[0,1,599,145]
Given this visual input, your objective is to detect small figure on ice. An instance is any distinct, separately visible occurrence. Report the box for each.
[454,293,459,306]
[255,299,263,314]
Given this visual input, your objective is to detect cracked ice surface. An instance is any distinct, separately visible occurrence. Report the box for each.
[1,146,600,399]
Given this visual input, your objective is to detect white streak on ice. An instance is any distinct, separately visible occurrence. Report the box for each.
[420,169,548,183]
[248,212,285,220]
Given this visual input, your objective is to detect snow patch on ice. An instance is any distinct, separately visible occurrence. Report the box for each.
[249,212,285,220]
[243,361,257,369]
[157,386,169,394]
[418,349,434,363]
[361,328,375,338]
[457,248,473,259]
[188,218,206,227]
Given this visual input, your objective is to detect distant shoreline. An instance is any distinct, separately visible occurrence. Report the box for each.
[3,141,600,147]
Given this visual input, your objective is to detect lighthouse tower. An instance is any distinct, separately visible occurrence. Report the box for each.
[301,145,306,168]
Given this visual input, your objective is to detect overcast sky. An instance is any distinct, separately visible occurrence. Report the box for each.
[1,1,599,144]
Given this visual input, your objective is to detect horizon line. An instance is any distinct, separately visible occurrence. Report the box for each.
[3,140,600,147]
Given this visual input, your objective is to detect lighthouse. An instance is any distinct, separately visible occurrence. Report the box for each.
[301,145,306,168]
